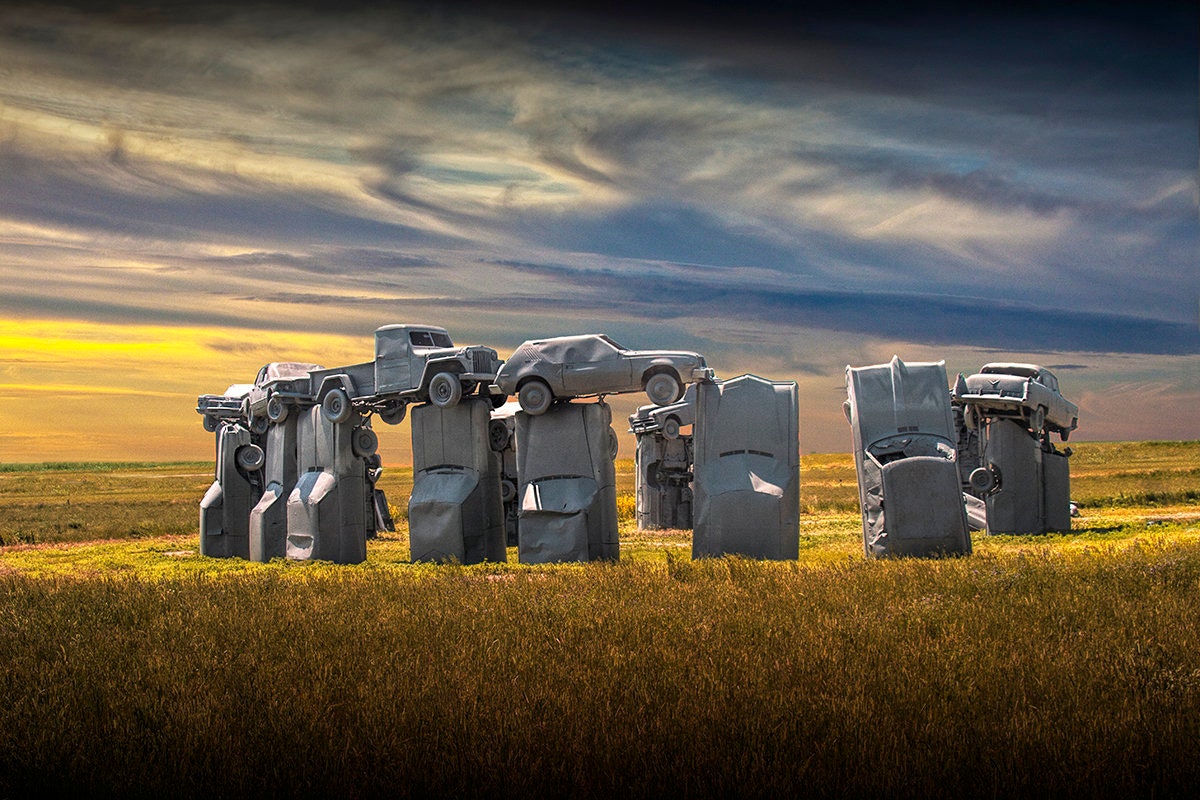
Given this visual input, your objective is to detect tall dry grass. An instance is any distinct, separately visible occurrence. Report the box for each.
[1,536,1199,797]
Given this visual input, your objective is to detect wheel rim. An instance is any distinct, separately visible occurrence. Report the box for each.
[520,382,550,414]
[646,373,680,405]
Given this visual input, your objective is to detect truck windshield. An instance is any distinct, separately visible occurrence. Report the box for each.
[410,331,455,348]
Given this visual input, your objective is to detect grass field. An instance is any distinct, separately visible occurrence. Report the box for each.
[1,441,1198,796]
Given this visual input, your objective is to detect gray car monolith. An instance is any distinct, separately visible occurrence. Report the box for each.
[845,356,971,558]
[692,374,799,560]
[285,406,374,564]
[515,401,619,563]
[408,398,507,563]
[629,390,696,530]
[200,421,264,559]
[975,418,1072,534]
[490,402,521,547]
[248,413,300,562]
[634,433,693,530]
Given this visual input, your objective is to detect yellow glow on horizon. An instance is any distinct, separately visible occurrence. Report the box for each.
[0,317,381,462]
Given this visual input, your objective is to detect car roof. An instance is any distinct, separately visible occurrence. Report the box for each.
[376,323,450,334]
[259,362,322,381]
[979,362,1042,378]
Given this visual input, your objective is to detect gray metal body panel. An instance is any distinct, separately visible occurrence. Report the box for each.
[285,407,370,564]
[628,384,697,436]
[515,401,619,563]
[981,418,1072,535]
[692,375,799,560]
[634,433,693,530]
[199,423,259,559]
[248,415,299,562]
[496,334,710,401]
[845,357,970,558]
[952,405,983,493]
[310,324,501,409]
[955,362,1078,437]
[490,402,521,546]
[408,398,507,564]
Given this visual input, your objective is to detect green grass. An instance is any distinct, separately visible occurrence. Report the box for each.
[0,441,1197,796]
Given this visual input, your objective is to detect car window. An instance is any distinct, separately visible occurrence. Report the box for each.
[598,335,627,351]
[409,331,435,347]
[431,332,454,348]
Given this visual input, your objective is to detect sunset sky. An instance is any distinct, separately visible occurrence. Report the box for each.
[1,1,1196,462]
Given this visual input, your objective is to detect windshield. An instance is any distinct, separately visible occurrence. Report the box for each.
[598,334,626,351]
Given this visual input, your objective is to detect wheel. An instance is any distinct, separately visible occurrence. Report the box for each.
[379,402,407,425]
[266,395,288,423]
[662,416,681,440]
[249,415,269,435]
[203,414,218,433]
[518,379,553,415]
[428,372,462,409]
[1030,406,1046,434]
[235,444,265,472]
[607,428,619,460]
[489,419,511,452]
[969,466,997,495]
[645,372,682,406]
[500,479,517,504]
[322,388,353,424]
[352,427,379,458]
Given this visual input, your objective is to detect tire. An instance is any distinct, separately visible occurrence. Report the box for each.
[662,416,681,440]
[607,428,619,460]
[380,402,407,425]
[249,415,269,435]
[1030,406,1046,434]
[969,466,997,495]
[645,371,682,406]
[518,379,553,415]
[202,414,218,433]
[266,395,288,423]
[236,444,265,472]
[428,372,462,409]
[352,427,379,458]
[500,479,517,504]
[322,388,353,424]
[489,419,511,452]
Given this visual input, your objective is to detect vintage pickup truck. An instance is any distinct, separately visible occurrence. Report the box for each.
[304,324,503,425]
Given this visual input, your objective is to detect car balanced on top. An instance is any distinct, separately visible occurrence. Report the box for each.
[493,333,714,415]
[240,325,504,429]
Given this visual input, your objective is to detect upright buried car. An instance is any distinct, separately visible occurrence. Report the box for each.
[494,333,713,415]
[953,362,1078,438]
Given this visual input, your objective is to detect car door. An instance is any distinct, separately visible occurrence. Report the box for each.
[374,328,412,394]
[561,337,632,396]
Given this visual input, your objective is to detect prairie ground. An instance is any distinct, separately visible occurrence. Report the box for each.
[0,441,1197,797]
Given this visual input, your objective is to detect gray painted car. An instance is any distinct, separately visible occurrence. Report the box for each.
[306,324,503,426]
[953,362,1078,438]
[494,333,713,415]
[628,383,697,439]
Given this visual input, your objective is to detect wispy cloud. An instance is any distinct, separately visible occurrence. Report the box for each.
[0,2,1195,456]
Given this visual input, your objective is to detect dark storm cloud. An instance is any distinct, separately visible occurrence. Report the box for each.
[495,259,1200,356]
[0,1,1195,349]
